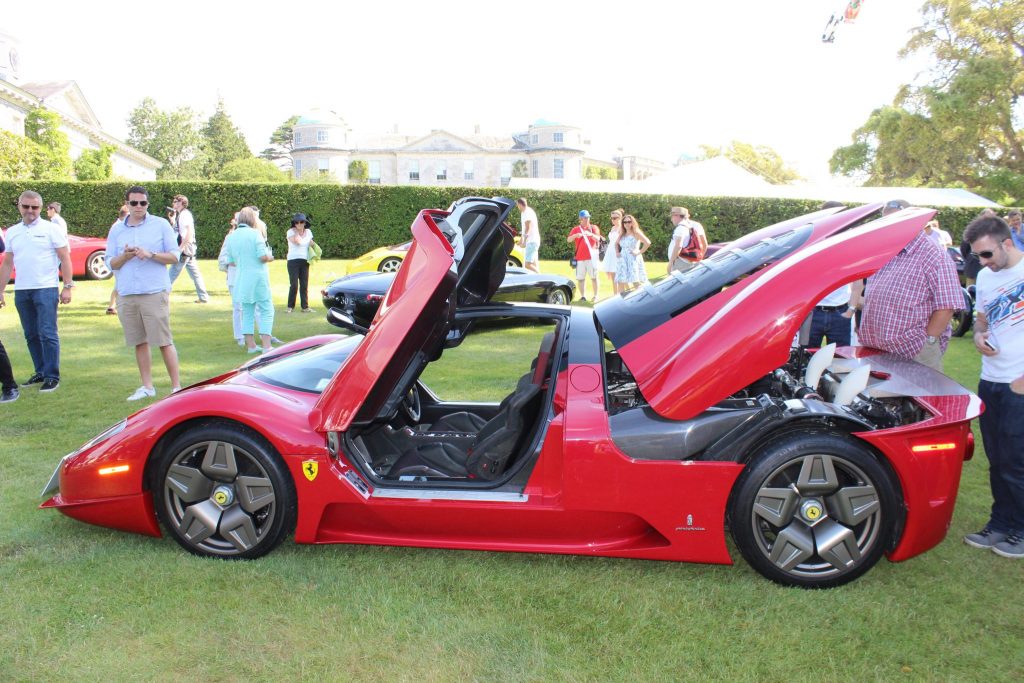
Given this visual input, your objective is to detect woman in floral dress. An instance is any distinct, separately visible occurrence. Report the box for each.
[614,214,651,294]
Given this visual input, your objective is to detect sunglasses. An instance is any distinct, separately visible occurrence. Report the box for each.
[971,250,995,259]
[623,219,634,224]
[20,204,40,210]
[128,200,149,207]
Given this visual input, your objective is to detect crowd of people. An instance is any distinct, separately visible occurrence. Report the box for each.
[0,185,317,402]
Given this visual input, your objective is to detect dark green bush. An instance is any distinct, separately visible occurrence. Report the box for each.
[0,180,1013,259]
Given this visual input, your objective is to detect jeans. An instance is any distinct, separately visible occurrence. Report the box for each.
[287,259,310,309]
[808,305,852,347]
[0,336,16,390]
[14,287,60,380]
[169,253,209,301]
[977,380,1024,533]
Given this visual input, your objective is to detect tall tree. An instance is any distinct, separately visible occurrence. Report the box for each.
[216,157,289,183]
[73,144,115,181]
[24,107,72,179]
[260,114,299,169]
[200,99,252,177]
[127,98,206,179]
[699,141,801,184]
[0,130,46,179]
[831,0,1024,203]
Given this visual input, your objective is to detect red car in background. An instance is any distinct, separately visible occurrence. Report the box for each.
[41,198,981,588]
[2,231,111,281]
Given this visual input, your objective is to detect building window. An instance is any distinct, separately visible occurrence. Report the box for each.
[464,160,474,181]
[436,161,447,181]
[369,160,381,184]
[500,161,511,185]
[531,160,539,178]
[409,160,420,182]
[318,159,330,177]
[317,130,328,144]
[294,131,303,146]
[294,159,302,177]
[553,158,564,178]
[531,134,538,144]
[553,132,563,143]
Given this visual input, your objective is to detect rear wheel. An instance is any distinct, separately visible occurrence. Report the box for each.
[951,288,973,337]
[86,251,111,280]
[507,256,522,267]
[378,257,402,273]
[153,423,296,559]
[545,287,571,305]
[730,432,899,588]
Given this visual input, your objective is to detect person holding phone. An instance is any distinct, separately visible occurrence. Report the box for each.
[962,214,1024,559]
[106,185,182,401]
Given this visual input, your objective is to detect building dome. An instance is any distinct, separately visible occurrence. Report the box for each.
[295,108,347,128]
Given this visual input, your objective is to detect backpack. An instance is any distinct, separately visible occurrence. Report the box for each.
[678,222,706,262]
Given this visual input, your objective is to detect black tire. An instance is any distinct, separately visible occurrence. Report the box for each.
[951,289,973,337]
[86,250,112,280]
[378,257,402,273]
[729,431,900,588]
[153,423,297,559]
[507,256,522,267]
[545,287,571,305]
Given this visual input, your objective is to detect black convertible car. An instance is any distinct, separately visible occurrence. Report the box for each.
[322,267,576,327]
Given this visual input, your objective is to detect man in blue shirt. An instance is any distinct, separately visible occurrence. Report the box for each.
[1007,209,1024,251]
[106,185,182,401]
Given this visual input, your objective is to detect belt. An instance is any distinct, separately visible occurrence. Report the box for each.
[815,304,848,312]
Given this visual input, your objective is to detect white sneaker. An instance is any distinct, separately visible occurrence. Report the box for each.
[170,386,182,394]
[127,386,156,401]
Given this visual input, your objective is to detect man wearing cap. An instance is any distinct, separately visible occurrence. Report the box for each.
[167,194,209,303]
[0,190,74,394]
[567,210,602,301]
[286,212,314,312]
[858,200,963,371]
[667,207,707,274]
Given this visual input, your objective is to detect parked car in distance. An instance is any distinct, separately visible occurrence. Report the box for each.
[323,266,575,327]
[2,231,111,281]
[41,197,981,589]
[347,240,526,274]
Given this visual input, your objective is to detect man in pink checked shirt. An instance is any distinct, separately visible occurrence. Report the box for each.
[858,205,964,372]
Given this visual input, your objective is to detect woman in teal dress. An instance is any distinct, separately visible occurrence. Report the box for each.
[226,207,275,353]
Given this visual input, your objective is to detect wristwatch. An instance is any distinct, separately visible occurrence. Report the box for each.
[925,334,937,345]
[62,282,75,289]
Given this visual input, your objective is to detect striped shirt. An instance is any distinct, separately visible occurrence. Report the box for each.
[859,231,964,359]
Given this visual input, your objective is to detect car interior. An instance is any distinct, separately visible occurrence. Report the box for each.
[346,315,562,485]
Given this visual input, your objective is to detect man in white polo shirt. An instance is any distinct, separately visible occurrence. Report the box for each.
[0,190,74,393]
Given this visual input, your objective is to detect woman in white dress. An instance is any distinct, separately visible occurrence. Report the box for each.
[600,209,624,288]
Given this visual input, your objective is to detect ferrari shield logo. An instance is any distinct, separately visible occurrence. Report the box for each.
[302,460,319,482]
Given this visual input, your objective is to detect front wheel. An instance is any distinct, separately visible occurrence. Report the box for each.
[507,256,522,268]
[378,257,402,273]
[153,423,296,559]
[729,432,900,588]
[86,251,112,280]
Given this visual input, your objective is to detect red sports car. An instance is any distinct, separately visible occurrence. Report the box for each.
[41,197,981,588]
[2,231,111,280]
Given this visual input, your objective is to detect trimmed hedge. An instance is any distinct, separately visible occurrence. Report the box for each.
[0,180,1013,260]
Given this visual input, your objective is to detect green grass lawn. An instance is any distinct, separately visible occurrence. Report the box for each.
[1,259,1022,681]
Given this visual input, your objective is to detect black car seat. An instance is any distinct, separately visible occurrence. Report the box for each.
[389,380,541,480]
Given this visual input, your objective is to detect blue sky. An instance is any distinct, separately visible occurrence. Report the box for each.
[4,0,930,181]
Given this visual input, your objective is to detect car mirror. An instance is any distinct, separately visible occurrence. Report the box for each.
[327,308,368,335]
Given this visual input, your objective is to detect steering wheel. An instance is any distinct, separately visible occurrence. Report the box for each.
[401,383,422,423]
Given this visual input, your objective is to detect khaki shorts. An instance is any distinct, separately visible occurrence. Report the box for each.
[118,291,174,348]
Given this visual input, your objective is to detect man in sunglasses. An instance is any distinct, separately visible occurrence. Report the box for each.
[962,214,1024,559]
[105,185,182,401]
[0,191,74,393]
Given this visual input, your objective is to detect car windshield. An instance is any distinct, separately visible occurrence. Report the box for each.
[250,335,363,393]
